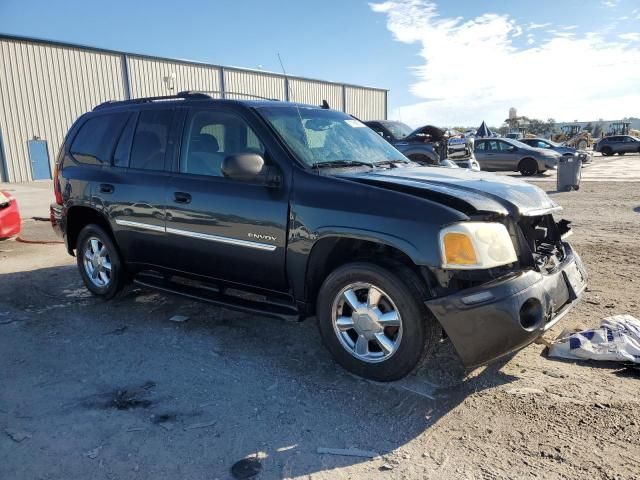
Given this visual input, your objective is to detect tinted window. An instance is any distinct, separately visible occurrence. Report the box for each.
[113,113,137,167]
[475,141,486,151]
[130,109,174,171]
[499,141,516,152]
[486,140,500,152]
[180,109,265,177]
[70,113,128,165]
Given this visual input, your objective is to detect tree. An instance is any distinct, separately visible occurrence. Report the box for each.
[584,122,593,134]
[593,123,603,138]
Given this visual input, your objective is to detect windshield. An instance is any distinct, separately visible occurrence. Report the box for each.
[380,121,413,140]
[257,106,407,167]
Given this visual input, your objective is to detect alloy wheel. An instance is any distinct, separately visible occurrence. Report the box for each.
[331,282,403,363]
[82,237,112,287]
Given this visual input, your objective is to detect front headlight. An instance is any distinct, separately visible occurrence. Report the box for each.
[439,222,517,269]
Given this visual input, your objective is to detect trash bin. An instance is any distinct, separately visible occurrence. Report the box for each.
[557,155,582,192]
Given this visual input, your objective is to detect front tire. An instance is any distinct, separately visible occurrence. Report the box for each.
[601,147,612,156]
[518,158,538,176]
[317,262,441,382]
[76,224,125,299]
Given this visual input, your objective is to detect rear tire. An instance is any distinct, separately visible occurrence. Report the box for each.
[518,158,538,176]
[76,224,126,299]
[618,152,625,156]
[601,147,613,156]
[317,261,441,382]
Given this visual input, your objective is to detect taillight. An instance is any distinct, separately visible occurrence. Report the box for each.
[53,163,63,205]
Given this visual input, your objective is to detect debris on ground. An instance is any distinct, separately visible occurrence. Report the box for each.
[548,315,640,363]
[230,457,262,479]
[317,447,378,458]
[4,428,31,443]
[379,463,394,471]
[169,315,189,323]
[184,420,216,430]
[84,446,102,459]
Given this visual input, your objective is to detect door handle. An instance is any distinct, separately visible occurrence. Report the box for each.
[173,192,192,204]
[99,183,114,194]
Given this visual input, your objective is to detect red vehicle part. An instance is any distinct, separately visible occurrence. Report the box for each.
[0,191,22,238]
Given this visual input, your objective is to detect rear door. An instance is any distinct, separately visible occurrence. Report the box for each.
[98,108,178,267]
[164,105,290,291]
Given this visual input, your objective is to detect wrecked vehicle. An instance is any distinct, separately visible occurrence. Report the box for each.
[50,92,586,381]
[364,120,481,171]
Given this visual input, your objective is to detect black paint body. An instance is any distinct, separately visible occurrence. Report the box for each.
[50,97,586,367]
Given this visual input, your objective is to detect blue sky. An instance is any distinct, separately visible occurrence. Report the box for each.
[1,0,639,127]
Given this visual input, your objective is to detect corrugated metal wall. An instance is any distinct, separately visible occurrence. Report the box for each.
[345,87,387,121]
[0,35,387,183]
[223,69,286,101]
[289,78,344,111]
[127,56,221,98]
[0,38,126,182]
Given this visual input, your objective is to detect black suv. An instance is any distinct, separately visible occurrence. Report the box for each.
[594,135,640,156]
[51,92,587,381]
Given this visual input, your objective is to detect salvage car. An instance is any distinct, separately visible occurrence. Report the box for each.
[594,135,640,156]
[50,92,587,381]
[365,120,480,171]
[475,137,561,176]
[520,138,592,164]
[0,190,21,239]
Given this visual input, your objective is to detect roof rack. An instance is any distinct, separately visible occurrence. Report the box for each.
[93,90,281,111]
[93,91,211,111]
[180,90,280,101]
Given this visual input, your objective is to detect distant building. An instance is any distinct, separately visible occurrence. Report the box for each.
[509,107,517,120]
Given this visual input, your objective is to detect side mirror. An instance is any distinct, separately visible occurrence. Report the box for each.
[221,153,282,187]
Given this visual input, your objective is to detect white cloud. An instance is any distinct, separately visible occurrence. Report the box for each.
[620,32,640,41]
[602,0,619,7]
[371,0,640,127]
[528,22,551,30]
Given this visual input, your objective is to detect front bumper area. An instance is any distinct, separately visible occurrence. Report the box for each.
[426,243,586,367]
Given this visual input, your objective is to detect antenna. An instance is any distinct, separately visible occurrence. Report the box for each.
[277,53,311,155]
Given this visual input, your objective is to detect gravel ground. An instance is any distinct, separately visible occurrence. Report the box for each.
[1,180,639,480]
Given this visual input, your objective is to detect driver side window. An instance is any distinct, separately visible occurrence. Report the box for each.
[180,109,265,177]
[498,141,515,152]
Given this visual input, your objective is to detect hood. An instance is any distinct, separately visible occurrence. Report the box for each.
[338,166,560,218]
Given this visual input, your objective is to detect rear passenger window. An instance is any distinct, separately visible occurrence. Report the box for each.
[70,113,128,165]
[130,109,174,171]
[113,114,137,167]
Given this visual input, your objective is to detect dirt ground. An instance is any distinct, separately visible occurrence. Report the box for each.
[1,177,639,479]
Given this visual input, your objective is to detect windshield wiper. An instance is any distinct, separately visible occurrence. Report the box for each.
[372,159,410,168]
[311,160,374,169]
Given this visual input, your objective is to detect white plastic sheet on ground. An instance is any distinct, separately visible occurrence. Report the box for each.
[548,315,640,363]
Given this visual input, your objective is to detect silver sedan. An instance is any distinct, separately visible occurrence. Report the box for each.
[474,137,561,176]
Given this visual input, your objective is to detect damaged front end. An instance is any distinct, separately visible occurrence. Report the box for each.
[425,207,587,368]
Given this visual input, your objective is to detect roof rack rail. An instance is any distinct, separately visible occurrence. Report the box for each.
[93,91,211,111]
[179,90,281,101]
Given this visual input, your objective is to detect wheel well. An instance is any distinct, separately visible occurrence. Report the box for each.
[305,237,422,311]
[66,206,115,254]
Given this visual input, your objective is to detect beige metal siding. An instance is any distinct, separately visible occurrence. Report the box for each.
[288,78,343,110]
[223,69,286,101]
[345,87,386,121]
[126,56,221,99]
[0,39,126,182]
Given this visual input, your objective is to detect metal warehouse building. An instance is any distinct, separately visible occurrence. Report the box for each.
[0,34,388,183]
